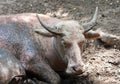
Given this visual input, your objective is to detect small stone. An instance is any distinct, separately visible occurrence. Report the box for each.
[110,3,113,5]
[116,0,119,3]
[91,58,95,60]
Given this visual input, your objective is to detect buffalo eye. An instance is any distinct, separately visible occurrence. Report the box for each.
[78,41,86,52]
[78,41,84,48]
[61,39,71,48]
[55,26,59,29]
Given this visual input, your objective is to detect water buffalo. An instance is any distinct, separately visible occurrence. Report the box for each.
[0,7,101,84]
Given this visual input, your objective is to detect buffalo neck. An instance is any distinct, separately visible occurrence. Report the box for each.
[52,37,67,65]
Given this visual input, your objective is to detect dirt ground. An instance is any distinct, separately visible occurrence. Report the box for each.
[0,0,120,84]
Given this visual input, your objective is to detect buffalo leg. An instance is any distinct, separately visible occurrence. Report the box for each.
[25,61,61,84]
[0,49,26,84]
[21,40,61,84]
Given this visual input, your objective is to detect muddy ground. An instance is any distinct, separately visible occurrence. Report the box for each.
[0,0,120,84]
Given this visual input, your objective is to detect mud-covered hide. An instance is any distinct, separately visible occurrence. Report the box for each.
[0,49,25,84]
[0,14,60,84]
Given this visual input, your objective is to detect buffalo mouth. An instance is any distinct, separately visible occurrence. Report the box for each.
[65,67,85,75]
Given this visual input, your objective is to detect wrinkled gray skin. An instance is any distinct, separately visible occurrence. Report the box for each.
[0,15,60,84]
[0,49,25,84]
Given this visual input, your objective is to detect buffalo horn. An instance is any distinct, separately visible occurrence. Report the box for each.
[36,14,64,36]
[83,7,98,32]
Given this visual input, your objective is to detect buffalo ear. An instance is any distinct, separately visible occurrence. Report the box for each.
[83,30,100,39]
[34,29,54,37]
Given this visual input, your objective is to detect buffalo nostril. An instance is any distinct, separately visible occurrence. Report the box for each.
[71,65,85,73]
[66,65,85,75]
[71,66,77,71]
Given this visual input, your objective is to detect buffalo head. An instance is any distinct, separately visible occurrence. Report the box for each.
[35,7,100,75]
